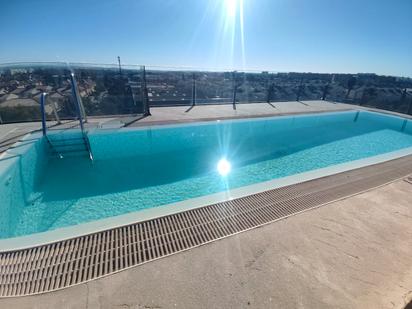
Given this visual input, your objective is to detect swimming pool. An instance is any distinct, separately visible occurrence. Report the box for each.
[1,110,412,247]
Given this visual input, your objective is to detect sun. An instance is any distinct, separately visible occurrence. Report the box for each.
[224,0,238,19]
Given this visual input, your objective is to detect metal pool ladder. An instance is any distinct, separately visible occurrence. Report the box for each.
[40,75,94,161]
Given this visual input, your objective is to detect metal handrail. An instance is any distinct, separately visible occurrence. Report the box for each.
[69,72,94,161]
[70,72,85,132]
[141,65,151,116]
[40,92,64,158]
[191,73,197,106]
[232,71,237,110]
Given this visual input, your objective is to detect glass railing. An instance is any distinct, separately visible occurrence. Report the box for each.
[195,70,233,105]
[0,62,411,125]
[70,63,146,118]
[234,71,267,103]
[324,74,412,114]
[145,67,192,106]
[0,62,73,123]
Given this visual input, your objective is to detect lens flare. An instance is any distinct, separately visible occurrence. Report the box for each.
[222,0,246,69]
[225,0,237,19]
[217,158,231,176]
[189,0,246,69]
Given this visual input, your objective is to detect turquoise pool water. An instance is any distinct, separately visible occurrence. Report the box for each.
[2,110,412,239]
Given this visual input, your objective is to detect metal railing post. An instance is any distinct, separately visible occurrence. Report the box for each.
[141,66,151,116]
[40,92,48,136]
[400,88,408,114]
[359,88,365,106]
[232,71,237,110]
[296,78,303,101]
[117,56,122,75]
[321,83,329,101]
[70,73,85,132]
[401,88,407,102]
[191,73,196,106]
[0,113,3,124]
[266,73,273,103]
[408,98,412,115]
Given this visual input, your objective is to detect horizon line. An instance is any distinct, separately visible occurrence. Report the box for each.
[0,60,411,79]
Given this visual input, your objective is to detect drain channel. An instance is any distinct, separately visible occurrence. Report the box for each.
[1,155,412,297]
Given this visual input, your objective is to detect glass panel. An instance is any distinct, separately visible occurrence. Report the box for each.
[360,86,411,114]
[235,71,269,103]
[196,71,233,105]
[296,73,331,101]
[268,73,299,102]
[0,63,72,124]
[326,74,361,103]
[327,74,412,115]
[145,67,192,106]
[70,63,144,115]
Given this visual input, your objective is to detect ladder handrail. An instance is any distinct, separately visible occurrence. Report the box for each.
[40,92,64,158]
[69,72,85,132]
[69,72,94,161]
[39,74,93,161]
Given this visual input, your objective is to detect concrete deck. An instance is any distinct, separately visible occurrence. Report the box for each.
[1,178,411,308]
[133,100,352,125]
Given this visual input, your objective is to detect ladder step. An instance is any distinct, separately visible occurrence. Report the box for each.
[51,142,87,149]
[53,148,87,154]
[46,132,93,161]
[48,137,85,144]
[57,148,88,154]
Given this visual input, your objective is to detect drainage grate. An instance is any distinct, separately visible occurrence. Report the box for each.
[1,155,412,297]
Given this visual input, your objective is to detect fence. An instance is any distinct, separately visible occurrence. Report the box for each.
[0,62,411,124]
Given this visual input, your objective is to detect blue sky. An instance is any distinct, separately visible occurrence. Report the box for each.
[1,0,411,76]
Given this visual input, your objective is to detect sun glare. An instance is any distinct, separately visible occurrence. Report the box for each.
[225,0,238,19]
[221,0,246,68]
[217,158,231,176]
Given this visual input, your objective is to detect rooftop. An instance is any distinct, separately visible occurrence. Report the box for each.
[0,101,411,308]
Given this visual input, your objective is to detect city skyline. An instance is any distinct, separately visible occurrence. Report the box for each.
[1,0,412,77]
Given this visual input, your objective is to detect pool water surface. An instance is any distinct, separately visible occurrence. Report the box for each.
[2,110,412,239]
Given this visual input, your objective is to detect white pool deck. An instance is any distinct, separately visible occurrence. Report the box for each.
[1,100,412,308]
